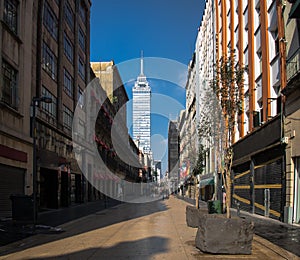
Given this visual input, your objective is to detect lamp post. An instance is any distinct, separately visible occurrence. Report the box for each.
[31,96,52,225]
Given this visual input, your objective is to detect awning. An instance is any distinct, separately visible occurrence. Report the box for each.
[200,177,214,188]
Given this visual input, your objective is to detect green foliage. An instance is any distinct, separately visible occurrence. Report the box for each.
[209,52,247,123]
[193,144,207,176]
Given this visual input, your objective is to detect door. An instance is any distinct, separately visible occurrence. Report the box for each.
[294,157,300,223]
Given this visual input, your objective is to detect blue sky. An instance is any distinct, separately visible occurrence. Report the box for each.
[90,0,205,173]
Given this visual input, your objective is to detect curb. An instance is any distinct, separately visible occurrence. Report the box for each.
[253,235,299,260]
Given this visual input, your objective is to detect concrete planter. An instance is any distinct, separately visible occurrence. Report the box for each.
[195,213,254,255]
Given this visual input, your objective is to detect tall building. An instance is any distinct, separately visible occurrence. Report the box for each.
[0,0,92,217]
[32,0,92,209]
[132,54,151,153]
[168,120,179,192]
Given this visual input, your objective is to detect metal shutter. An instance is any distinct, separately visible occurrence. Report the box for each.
[254,158,283,220]
[0,164,25,218]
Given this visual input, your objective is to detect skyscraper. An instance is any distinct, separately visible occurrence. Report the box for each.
[132,53,151,153]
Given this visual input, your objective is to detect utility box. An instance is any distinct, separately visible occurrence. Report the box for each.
[10,194,34,222]
[207,200,222,214]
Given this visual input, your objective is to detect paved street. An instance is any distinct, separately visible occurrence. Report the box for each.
[0,196,299,260]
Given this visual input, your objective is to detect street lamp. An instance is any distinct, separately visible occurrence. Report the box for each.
[31,96,52,226]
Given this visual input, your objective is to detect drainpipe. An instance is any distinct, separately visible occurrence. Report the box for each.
[276,0,288,222]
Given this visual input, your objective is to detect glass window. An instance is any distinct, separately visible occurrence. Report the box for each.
[64,68,73,97]
[78,56,85,80]
[42,42,57,80]
[79,1,86,24]
[78,87,84,108]
[64,1,74,30]
[41,86,57,118]
[78,27,85,51]
[63,105,73,129]
[3,0,18,34]
[64,32,74,63]
[1,60,18,109]
[43,1,58,40]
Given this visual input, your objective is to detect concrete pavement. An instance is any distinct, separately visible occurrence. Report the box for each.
[0,196,299,259]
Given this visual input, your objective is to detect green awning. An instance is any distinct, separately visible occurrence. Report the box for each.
[289,0,300,19]
[200,177,214,188]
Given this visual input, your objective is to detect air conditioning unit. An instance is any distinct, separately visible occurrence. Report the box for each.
[281,136,289,145]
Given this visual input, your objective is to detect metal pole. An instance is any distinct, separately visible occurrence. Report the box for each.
[32,100,37,226]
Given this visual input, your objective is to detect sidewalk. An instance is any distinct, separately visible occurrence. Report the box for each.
[0,195,299,259]
[0,197,120,247]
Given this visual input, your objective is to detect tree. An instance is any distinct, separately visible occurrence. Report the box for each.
[209,52,246,218]
[193,143,207,208]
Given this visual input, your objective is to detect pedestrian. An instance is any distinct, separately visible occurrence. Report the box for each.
[222,186,226,213]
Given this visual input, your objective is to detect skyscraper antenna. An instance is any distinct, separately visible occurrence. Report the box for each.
[140,50,144,76]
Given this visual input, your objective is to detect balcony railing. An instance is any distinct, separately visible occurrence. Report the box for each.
[287,47,300,81]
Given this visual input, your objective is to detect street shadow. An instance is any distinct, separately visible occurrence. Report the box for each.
[0,199,169,257]
[25,236,169,260]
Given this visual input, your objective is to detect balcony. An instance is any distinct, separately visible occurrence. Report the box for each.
[283,47,300,97]
[286,47,300,81]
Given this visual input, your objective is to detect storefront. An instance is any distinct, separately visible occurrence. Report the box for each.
[232,115,285,221]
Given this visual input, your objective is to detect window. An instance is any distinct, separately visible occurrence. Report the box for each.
[78,118,85,137]
[78,27,85,51]
[274,29,279,55]
[64,1,74,30]
[64,68,73,97]
[64,32,73,63]
[257,50,262,75]
[63,105,73,129]
[1,60,18,109]
[78,56,85,80]
[43,1,58,40]
[41,86,57,118]
[3,0,18,34]
[79,1,86,24]
[42,42,57,80]
[78,87,84,108]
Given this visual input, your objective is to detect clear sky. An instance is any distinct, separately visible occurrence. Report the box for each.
[90,0,205,174]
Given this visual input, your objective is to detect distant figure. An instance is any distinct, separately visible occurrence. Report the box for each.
[222,186,226,213]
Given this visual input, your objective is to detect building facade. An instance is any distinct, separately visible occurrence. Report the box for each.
[182,0,295,222]
[32,0,92,209]
[0,0,35,217]
[90,61,142,183]
[132,55,151,154]
[282,1,300,224]
[0,0,92,217]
